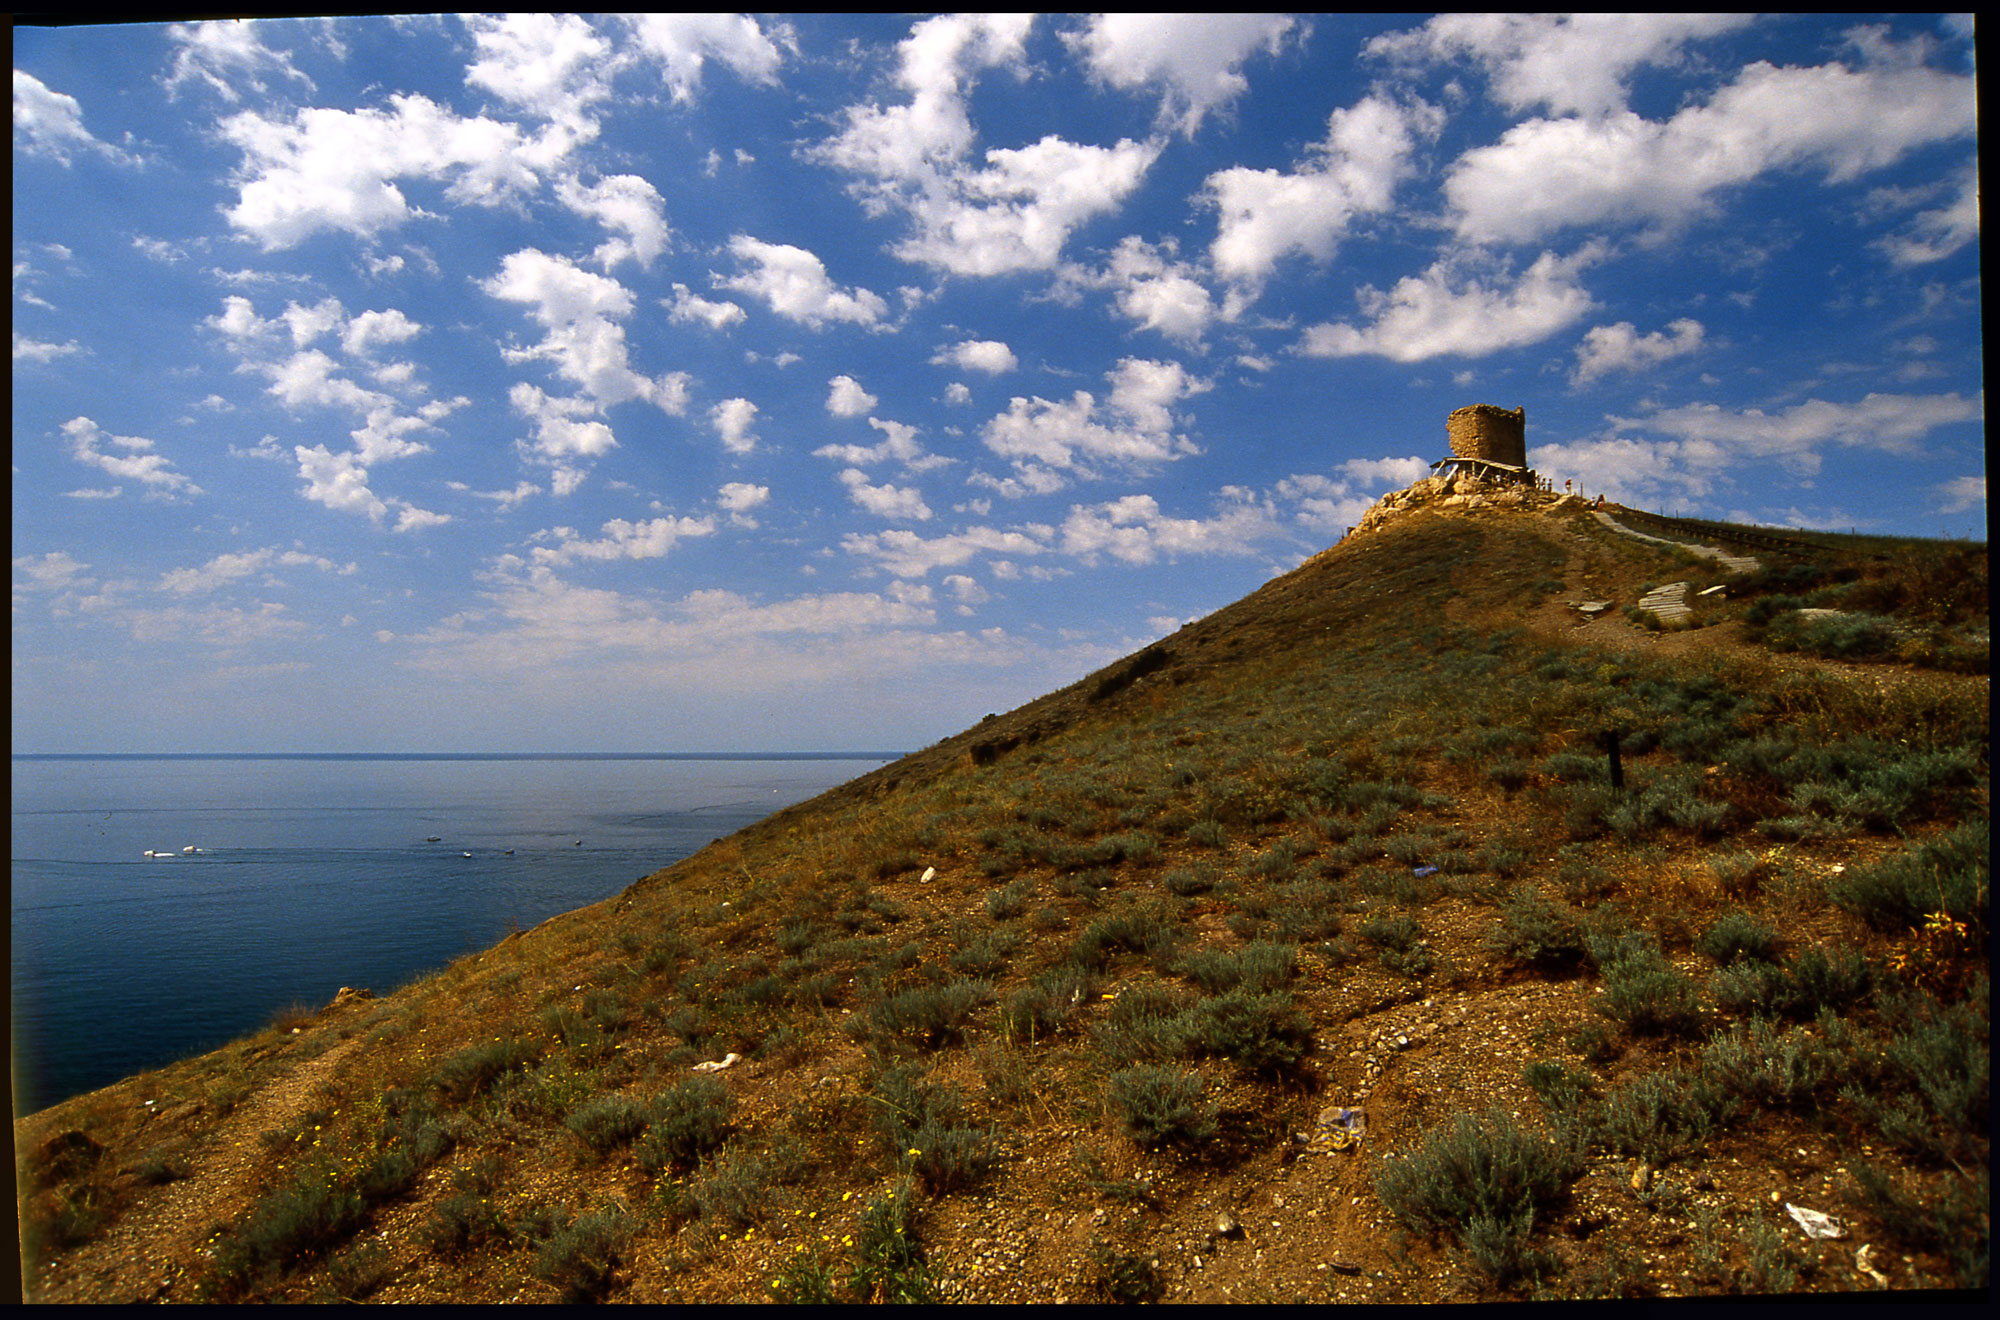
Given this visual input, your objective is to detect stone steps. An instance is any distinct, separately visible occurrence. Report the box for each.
[1637,581,1694,627]
[1591,512,1762,574]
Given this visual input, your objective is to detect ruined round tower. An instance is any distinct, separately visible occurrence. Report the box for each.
[1446,404,1526,468]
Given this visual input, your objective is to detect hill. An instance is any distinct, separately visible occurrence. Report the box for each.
[14,486,1989,1303]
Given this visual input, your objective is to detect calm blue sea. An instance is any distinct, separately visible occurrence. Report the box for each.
[9,753,893,1116]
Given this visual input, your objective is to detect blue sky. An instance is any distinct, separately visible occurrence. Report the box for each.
[12,14,1983,754]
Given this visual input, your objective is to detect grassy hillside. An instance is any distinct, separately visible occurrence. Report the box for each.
[15,494,1988,1303]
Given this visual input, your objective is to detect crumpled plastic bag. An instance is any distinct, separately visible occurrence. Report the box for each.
[1311,1106,1367,1151]
[1785,1202,1846,1240]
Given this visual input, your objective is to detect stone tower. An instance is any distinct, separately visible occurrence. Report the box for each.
[1446,404,1526,468]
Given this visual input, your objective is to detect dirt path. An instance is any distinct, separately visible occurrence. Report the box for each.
[32,1029,373,1303]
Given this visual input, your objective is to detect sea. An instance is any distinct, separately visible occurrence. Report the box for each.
[9,752,895,1117]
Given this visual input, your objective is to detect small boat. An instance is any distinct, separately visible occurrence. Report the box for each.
[425,836,442,843]
[462,851,474,858]
[181,845,199,854]
[504,849,514,856]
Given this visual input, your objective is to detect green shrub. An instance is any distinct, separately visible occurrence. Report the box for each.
[1841,979,1989,1166]
[1374,1109,1581,1288]
[1590,1068,1738,1165]
[1105,1065,1216,1146]
[986,877,1034,920]
[1694,911,1784,966]
[1590,936,1702,1037]
[431,1036,539,1102]
[863,980,994,1053]
[847,1182,932,1303]
[565,1094,648,1153]
[211,1171,369,1293]
[1000,966,1099,1043]
[533,1203,633,1303]
[1709,946,1871,1019]
[1070,909,1177,969]
[1827,820,1988,934]
[1485,885,1587,970]
[1088,1242,1166,1302]
[637,1075,733,1174]
[1091,982,1193,1065]
[1175,941,1294,994]
[1178,988,1315,1076]
[1163,864,1216,896]
[1851,1163,1989,1289]
[424,1159,508,1255]
[1359,912,1433,977]
[867,1065,1000,1194]
[1698,1018,1837,1110]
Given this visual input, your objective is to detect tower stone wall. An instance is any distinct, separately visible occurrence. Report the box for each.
[1447,404,1526,467]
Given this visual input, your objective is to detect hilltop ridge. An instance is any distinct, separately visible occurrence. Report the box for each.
[16,497,1988,1303]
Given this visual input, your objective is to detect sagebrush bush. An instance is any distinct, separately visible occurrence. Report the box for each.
[1827,819,1988,934]
[1589,1067,1738,1164]
[565,1095,648,1153]
[1000,965,1098,1043]
[863,979,993,1052]
[637,1075,732,1173]
[1590,935,1703,1037]
[1105,1065,1216,1146]
[1699,1018,1838,1110]
[1374,1109,1581,1288]
[1709,946,1871,1019]
[1177,988,1315,1076]
[1694,910,1784,966]
[1485,884,1587,970]
[532,1203,633,1303]
[1175,941,1294,994]
[1840,978,1989,1166]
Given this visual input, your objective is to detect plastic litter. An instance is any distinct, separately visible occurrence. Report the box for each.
[1784,1202,1846,1240]
[1310,1106,1367,1152]
[692,1052,743,1073]
[1412,866,1438,878]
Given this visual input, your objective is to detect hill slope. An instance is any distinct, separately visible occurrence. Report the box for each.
[15,493,1989,1303]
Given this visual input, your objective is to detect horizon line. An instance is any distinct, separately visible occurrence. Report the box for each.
[11,750,910,762]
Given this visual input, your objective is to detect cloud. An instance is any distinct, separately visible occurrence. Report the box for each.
[717,236,888,329]
[1571,317,1705,385]
[463,13,611,129]
[1067,13,1301,137]
[61,417,201,499]
[717,481,769,527]
[826,374,879,417]
[1205,92,1441,287]
[556,173,670,269]
[508,382,616,470]
[1367,13,1754,118]
[1532,391,1987,503]
[158,547,352,596]
[815,14,1159,277]
[930,339,1018,374]
[341,307,424,357]
[1610,391,1985,473]
[841,525,1053,578]
[12,551,94,599]
[486,248,687,408]
[980,357,1208,487]
[1058,236,1228,344]
[530,515,717,566]
[218,94,575,249]
[165,18,315,103]
[14,332,82,363]
[293,443,387,520]
[618,13,789,104]
[1936,475,1984,515]
[710,397,759,454]
[811,417,942,472]
[1058,490,1281,565]
[1444,37,1979,246]
[14,70,129,166]
[1874,165,1980,265]
[666,283,746,331]
[1298,248,1597,362]
[838,469,933,521]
